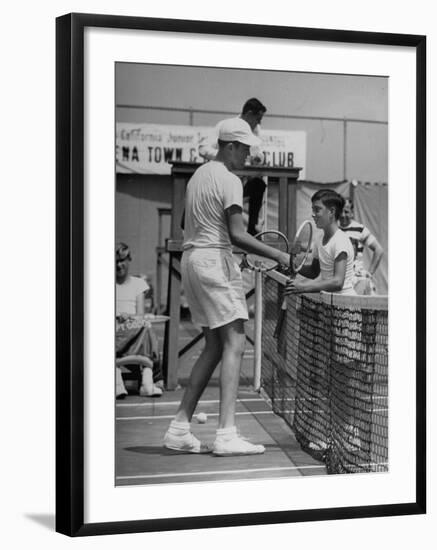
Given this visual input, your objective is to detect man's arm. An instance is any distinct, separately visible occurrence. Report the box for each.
[298,258,320,280]
[285,253,347,294]
[226,205,290,267]
[136,293,145,316]
[367,239,384,276]
[360,227,384,276]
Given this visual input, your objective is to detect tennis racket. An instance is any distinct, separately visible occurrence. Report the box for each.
[242,230,289,272]
[274,220,313,339]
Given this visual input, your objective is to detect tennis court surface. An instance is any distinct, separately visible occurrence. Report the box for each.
[116,275,388,485]
[115,318,326,486]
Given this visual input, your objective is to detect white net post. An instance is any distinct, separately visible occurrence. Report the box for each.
[253,270,263,391]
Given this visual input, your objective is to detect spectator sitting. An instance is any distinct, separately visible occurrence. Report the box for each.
[115,242,164,398]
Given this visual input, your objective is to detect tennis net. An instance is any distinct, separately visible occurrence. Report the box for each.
[261,270,388,474]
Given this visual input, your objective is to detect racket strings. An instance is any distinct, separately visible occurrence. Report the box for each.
[291,222,313,273]
[245,231,288,272]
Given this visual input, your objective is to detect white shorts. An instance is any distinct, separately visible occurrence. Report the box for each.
[181,247,248,329]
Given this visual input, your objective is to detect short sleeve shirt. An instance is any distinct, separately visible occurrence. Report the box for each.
[313,229,355,293]
[340,220,376,272]
[116,276,149,315]
[183,161,243,251]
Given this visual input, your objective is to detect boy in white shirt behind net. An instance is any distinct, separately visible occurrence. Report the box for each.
[285,189,355,296]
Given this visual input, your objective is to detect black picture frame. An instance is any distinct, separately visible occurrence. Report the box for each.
[56,12,426,537]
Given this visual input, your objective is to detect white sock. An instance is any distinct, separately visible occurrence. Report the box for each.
[168,420,190,436]
[216,426,237,441]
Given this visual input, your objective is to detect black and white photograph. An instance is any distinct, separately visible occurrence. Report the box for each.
[114,63,389,485]
[2,0,434,547]
[53,12,426,537]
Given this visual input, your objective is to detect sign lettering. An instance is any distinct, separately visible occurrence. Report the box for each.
[116,123,306,176]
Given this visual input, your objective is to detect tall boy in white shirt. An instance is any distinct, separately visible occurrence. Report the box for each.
[164,118,290,456]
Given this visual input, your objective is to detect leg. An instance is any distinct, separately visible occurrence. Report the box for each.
[217,319,246,429]
[212,319,265,456]
[115,366,128,399]
[152,358,165,386]
[163,327,222,453]
[140,325,164,386]
[173,326,223,423]
[139,364,163,397]
[244,177,266,235]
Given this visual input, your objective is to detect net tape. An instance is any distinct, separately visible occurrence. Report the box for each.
[262,272,388,474]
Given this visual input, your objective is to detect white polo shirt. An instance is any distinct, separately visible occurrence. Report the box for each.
[183,161,243,251]
[313,229,355,294]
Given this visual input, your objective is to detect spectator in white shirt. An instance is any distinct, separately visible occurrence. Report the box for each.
[115,243,163,398]
[339,199,384,294]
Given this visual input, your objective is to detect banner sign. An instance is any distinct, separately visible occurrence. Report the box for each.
[116,123,306,177]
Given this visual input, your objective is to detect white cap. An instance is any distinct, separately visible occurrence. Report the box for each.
[218,118,261,148]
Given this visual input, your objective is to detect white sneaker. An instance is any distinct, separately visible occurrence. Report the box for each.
[163,430,211,454]
[213,435,265,457]
[139,384,163,397]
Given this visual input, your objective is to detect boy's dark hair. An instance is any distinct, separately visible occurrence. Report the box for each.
[242,97,267,115]
[311,189,345,220]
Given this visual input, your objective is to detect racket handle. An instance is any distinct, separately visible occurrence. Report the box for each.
[280,296,287,310]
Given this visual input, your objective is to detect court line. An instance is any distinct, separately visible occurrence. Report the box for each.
[116,396,388,408]
[117,410,275,421]
[117,406,388,421]
[116,398,265,407]
[116,464,326,481]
